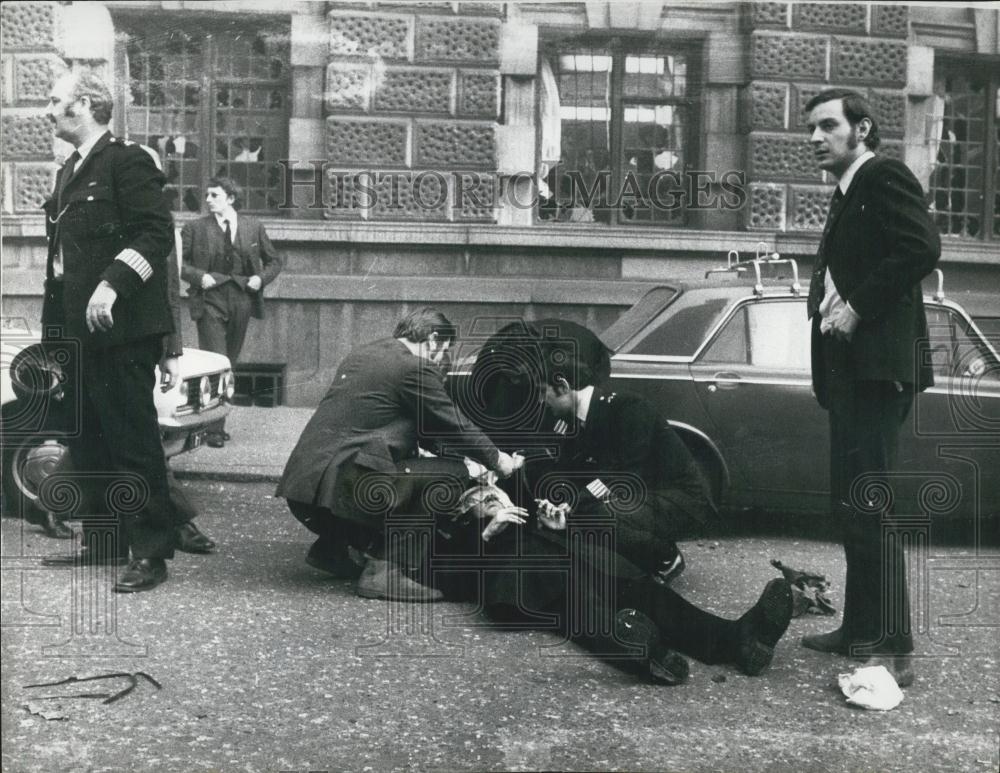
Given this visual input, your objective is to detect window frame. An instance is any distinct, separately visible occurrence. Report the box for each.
[927,54,1000,242]
[111,11,291,217]
[537,32,704,228]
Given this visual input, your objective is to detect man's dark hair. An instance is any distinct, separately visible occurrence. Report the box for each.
[68,69,113,125]
[207,176,243,209]
[536,319,612,390]
[804,88,881,150]
[393,307,457,345]
[540,340,598,390]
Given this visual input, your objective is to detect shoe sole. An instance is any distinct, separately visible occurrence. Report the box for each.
[355,585,443,602]
[756,579,794,646]
[736,580,793,676]
[113,575,167,593]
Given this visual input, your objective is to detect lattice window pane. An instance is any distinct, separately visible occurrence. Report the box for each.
[547,47,614,224]
[541,40,698,226]
[121,19,289,215]
[927,64,999,241]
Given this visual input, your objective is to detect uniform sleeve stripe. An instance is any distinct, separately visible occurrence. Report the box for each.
[115,249,153,282]
[587,479,610,500]
[553,419,568,435]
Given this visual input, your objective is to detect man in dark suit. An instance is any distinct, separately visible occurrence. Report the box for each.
[39,70,178,591]
[277,307,522,602]
[456,323,793,684]
[802,89,941,686]
[180,177,282,446]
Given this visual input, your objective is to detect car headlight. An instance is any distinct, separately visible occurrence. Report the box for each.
[199,375,212,408]
[178,379,189,400]
[221,370,235,400]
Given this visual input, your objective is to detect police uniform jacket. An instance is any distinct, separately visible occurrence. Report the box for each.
[42,132,174,347]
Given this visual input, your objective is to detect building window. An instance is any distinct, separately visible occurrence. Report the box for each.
[538,38,701,226]
[117,17,290,214]
[926,59,1000,241]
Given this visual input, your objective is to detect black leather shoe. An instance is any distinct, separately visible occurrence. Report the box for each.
[113,558,168,593]
[735,579,794,676]
[40,512,74,539]
[206,432,226,448]
[42,548,129,567]
[176,522,216,554]
[305,539,363,579]
[614,608,690,686]
[801,628,849,655]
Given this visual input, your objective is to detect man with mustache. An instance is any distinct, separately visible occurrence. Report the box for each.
[802,88,941,686]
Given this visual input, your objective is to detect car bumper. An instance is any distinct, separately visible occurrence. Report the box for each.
[159,403,231,458]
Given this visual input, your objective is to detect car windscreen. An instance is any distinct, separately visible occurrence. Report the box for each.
[600,286,680,351]
[616,293,731,357]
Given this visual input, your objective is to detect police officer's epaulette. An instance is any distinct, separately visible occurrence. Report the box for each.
[599,392,618,403]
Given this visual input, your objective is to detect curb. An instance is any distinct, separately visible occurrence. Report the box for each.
[172,469,281,484]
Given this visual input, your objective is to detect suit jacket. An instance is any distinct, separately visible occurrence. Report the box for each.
[809,155,941,407]
[277,338,501,512]
[180,213,282,320]
[41,132,174,347]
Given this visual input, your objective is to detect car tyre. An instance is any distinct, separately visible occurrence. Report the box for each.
[1,433,71,523]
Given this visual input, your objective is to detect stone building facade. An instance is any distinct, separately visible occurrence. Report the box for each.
[2,1,998,406]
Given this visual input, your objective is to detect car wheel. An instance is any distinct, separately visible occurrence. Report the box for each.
[1,434,71,522]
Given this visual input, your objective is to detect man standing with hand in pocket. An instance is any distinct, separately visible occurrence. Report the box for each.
[802,89,940,687]
[180,177,283,447]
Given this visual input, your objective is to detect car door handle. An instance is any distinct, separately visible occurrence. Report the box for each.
[709,372,742,392]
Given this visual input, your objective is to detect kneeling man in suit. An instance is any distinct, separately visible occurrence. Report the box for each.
[277,307,522,602]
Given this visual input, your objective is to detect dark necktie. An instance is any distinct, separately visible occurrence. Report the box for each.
[51,151,80,279]
[57,150,80,211]
[807,188,845,318]
[222,219,235,272]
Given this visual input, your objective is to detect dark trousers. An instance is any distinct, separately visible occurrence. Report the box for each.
[67,337,176,559]
[479,532,741,668]
[287,456,471,561]
[196,282,253,363]
[824,338,914,655]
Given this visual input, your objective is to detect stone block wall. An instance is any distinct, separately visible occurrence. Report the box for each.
[744,2,909,232]
[1,1,62,215]
[323,2,503,222]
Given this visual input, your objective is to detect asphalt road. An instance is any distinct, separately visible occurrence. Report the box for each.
[2,480,998,773]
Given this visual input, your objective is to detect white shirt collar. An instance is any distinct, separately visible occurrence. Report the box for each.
[72,129,106,166]
[837,150,875,195]
[576,385,596,425]
[214,207,238,227]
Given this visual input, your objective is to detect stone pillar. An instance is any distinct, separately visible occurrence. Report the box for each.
[0,1,63,216]
[323,2,503,222]
[743,2,911,234]
[288,7,330,218]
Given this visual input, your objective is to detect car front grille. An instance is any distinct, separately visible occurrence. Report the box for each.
[176,374,223,415]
